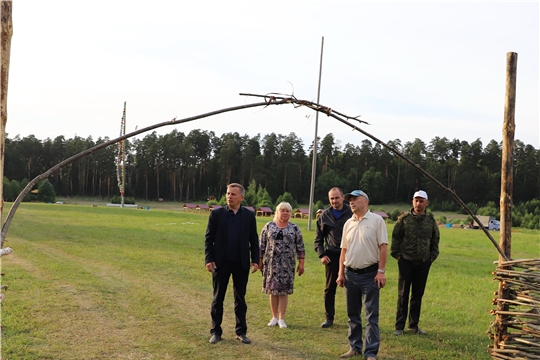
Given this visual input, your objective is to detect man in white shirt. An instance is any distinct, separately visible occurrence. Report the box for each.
[336,190,388,359]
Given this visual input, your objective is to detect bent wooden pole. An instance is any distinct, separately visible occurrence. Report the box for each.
[0,100,278,246]
[1,93,510,261]
[241,93,510,260]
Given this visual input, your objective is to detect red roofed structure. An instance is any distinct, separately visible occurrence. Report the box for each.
[182,203,197,212]
[256,207,273,217]
[196,204,210,212]
[294,208,310,219]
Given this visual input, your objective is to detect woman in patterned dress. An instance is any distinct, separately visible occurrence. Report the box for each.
[259,202,305,328]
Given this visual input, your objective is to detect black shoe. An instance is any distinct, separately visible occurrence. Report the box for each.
[209,334,221,344]
[321,319,334,328]
[235,334,251,344]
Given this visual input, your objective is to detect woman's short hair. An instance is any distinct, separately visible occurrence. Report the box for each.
[273,202,292,222]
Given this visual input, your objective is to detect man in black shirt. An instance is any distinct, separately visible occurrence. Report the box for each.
[314,187,353,328]
[204,183,260,344]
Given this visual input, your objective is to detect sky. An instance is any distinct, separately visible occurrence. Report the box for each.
[6,1,540,151]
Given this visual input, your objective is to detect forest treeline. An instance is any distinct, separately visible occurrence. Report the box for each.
[3,130,540,212]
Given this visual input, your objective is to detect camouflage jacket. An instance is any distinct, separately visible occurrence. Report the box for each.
[391,208,439,263]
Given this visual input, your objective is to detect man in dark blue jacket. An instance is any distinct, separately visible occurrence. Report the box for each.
[314,187,353,328]
[205,183,260,345]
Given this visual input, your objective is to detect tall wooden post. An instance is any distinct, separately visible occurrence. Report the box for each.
[308,36,324,231]
[494,52,517,348]
[1,0,13,245]
[500,52,517,261]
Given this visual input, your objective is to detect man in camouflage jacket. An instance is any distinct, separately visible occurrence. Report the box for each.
[390,190,439,335]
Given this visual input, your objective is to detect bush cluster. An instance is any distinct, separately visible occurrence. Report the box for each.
[110,195,136,205]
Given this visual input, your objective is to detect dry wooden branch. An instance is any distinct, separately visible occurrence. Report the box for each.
[0,93,511,261]
[496,298,539,308]
[492,310,540,318]
[490,259,540,359]
[0,99,282,246]
[239,93,509,260]
[499,259,540,267]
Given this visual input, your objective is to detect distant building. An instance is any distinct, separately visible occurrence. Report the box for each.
[373,211,389,223]
[256,207,273,217]
[196,204,210,212]
[294,208,310,219]
[182,203,197,212]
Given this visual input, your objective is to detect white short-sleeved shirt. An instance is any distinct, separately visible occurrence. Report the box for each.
[341,210,388,269]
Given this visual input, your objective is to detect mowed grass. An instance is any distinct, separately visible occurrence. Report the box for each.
[1,203,538,359]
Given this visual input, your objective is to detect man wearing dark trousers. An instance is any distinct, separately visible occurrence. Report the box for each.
[314,187,352,328]
[391,190,439,336]
[204,183,259,345]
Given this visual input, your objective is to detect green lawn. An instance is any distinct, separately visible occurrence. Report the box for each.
[1,203,537,359]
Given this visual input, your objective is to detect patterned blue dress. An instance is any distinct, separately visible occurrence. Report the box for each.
[260,221,305,296]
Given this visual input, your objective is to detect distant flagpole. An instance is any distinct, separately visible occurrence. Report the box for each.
[116,102,126,208]
[308,36,324,231]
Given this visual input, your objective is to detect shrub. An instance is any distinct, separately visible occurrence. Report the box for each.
[19,179,32,202]
[3,177,13,201]
[218,194,227,206]
[437,216,447,224]
[390,208,402,221]
[37,179,56,203]
[275,192,298,209]
[255,200,273,211]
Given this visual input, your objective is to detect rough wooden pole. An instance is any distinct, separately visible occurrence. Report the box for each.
[1,0,13,237]
[308,36,324,231]
[500,52,517,261]
[494,51,518,349]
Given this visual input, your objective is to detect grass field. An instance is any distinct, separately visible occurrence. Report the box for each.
[1,202,538,359]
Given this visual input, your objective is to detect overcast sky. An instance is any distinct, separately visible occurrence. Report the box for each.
[6,1,539,150]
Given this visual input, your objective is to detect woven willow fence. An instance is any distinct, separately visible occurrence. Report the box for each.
[488,258,540,359]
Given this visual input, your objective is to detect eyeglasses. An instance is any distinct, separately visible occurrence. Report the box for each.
[276,230,283,240]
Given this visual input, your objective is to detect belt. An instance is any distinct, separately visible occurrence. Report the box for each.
[346,263,378,274]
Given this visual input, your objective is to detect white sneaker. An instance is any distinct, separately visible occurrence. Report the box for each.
[278,319,287,328]
[268,318,278,326]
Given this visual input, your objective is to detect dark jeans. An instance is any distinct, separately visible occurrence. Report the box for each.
[344,268,380,358]
[324,251,341,321]
[210,260,250,336]
[395,258,432,330]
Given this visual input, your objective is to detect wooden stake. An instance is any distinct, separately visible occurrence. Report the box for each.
[0,0,13,245]
[494,51,518,351]
[500,51,518,261]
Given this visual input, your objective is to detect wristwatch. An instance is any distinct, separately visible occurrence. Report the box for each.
[377,269,385,274]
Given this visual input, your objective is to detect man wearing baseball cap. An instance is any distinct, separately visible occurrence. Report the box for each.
[337,190,387,359]
[391,190,439,336]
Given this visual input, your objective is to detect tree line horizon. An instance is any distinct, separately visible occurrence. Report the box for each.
[3,130,539,211]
